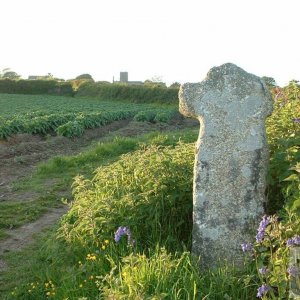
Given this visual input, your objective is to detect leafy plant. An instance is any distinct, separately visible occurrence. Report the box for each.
[58,143,194,251]
[266,83,300,213]
[0,94,179,139]
[242,211,300,299]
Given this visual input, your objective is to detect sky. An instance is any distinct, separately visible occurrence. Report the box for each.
[0,0,299,86]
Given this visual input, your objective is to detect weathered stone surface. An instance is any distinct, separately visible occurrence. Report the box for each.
[179,63,273,268]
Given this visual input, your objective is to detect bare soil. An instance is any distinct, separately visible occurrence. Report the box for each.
[0,117,198,273]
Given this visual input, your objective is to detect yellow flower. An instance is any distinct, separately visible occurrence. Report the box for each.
[101,245,106,250]
[79,283,83,288]
[104,239,109,244]
[46,291,51,296]
[86,253,97,260]
[89,275,94,280]
[45,283,49,288]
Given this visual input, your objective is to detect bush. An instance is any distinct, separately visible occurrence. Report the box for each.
[58,143,194,251]
[0,79,74,96]
[76,82,179,104]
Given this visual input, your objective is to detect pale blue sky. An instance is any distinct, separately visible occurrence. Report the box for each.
[1,0,299,86]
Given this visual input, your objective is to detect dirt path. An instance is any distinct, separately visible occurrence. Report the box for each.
[0,118,198,275]
[0,206,68,272]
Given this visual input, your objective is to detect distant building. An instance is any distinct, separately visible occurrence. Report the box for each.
[120,72,128,83]
[113,72,143,85]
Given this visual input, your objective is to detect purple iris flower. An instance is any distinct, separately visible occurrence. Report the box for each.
[258,215,271,231]
[288,266,299,277]
[241,242,253,252]
[287,235,300,247]
[293,235,300,245]
[256,215,271,243]
[256,231,265,243]
[258,266,269,275]
[114,226,134,246]
[257,284,270,298]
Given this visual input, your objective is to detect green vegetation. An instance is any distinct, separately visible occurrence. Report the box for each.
[0,94,178,139]
[58,143,194,251]
[266,82,300,213]
[0,79,73,96]
[0,81,299,299]
[2,130,258,299]
[0,75,180,104]
[77,81,179,104]
[0,195,60,231]
[0,131,197,243]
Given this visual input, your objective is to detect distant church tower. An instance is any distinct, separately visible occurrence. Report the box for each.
[120,72,128,83]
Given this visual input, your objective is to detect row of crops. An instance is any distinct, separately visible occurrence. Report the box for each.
[0,94,178,139]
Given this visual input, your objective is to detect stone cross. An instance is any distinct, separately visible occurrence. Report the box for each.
[179,63,273,268]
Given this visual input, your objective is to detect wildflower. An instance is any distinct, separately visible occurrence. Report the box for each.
[293,235,300,244]
[258,215,271,231]
[288,266,299,277]
[287,235,300,247]
[101,245,106,250]
[258,266,269,275]
[114,226,135,245]
[257,284,270,298]
[241,242,253,252]
[46,291,51,296]
[79,283,83,288]
[292,118,300,123]
[256,215,271,243]
[86,253,97,260]
[104,239,109,245]
[256,231,265,243]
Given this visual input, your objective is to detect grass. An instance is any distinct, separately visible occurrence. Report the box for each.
[1,129,197,243]
[0,195,61,230]
[0,128,199,299]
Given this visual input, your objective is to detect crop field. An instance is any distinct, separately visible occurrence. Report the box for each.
[0,94,178,139]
